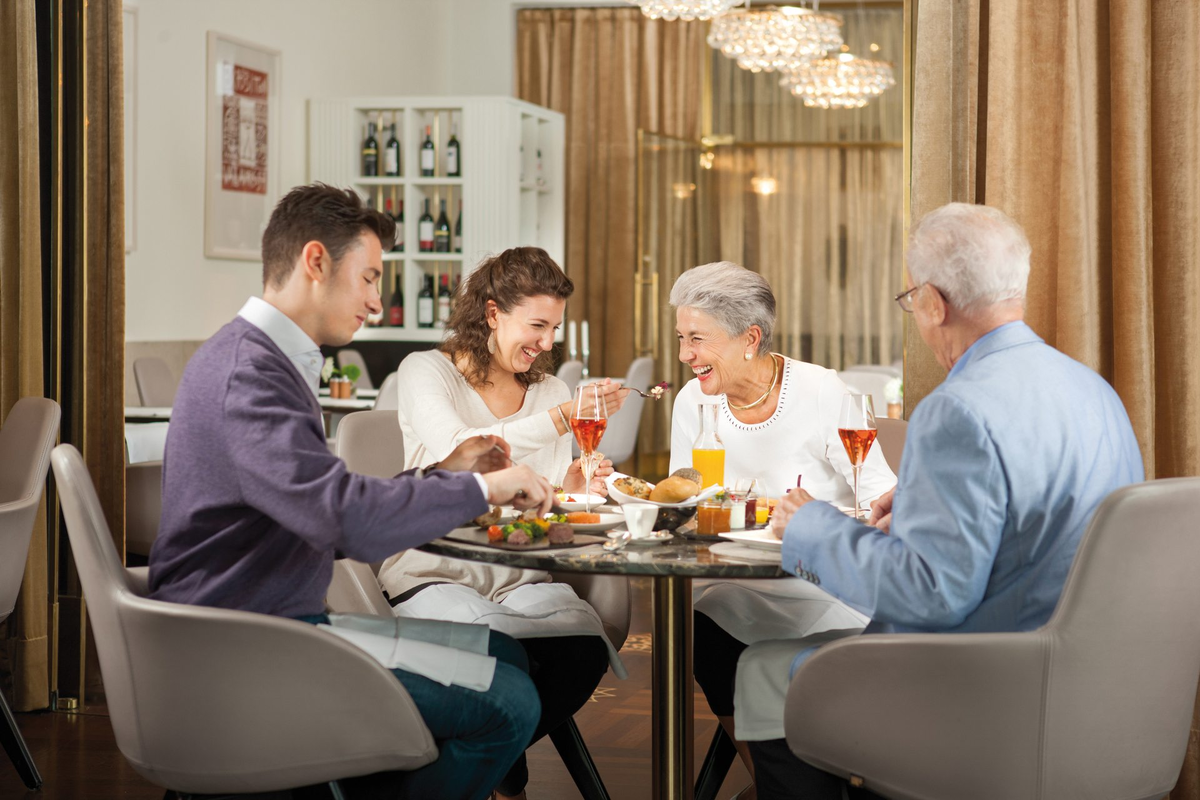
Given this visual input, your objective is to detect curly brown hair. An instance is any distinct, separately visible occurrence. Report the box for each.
[440,247,574,389]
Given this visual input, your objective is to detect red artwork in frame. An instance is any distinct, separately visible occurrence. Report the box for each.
[221,65,269,195]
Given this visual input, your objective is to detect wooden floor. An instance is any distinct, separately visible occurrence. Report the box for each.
[1,578,752,800]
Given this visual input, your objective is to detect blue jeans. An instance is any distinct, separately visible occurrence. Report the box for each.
[297,615,540,800]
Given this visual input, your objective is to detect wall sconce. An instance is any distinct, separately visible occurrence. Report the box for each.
[751,176,778,195]
[673,182,697,199]
[699,151,715,170]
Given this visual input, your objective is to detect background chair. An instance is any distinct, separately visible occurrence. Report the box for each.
[873,417,907,475]
[0,397,60,790]
[571,357,655,467]
[51,443,438,797]
[337,348,374,390]
[838,369,897,417]
[331,409,631,800]
[556,359,584,395]
[784,478,1200,800]
[373,371,399,411]
[133,357,178,407]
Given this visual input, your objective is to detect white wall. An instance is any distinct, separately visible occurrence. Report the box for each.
[125,0,450,341]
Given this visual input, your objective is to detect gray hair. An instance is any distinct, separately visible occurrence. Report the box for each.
[669,261,776,354]
[907,203,1031,313]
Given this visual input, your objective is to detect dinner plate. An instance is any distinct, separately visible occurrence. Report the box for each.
[554,493,612,513]
[566,513,626,533]
[605,472,724,509]
[608,530,674,546]
[718,529,782,552]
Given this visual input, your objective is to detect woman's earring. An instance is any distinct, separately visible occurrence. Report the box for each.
[487,331,497,355]
[744,351,753,361]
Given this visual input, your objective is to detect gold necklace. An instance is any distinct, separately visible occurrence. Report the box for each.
[728,354,780,411]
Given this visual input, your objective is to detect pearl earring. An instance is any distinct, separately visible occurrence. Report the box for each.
[744,352,753,361]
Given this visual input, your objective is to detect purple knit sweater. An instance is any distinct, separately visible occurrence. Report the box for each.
[148,317,487,618]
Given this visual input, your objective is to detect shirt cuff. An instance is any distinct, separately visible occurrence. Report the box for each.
[471,472,489,501]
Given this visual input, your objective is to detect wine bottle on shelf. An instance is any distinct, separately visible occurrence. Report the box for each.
[419,198,435,252]
[519,145,526,183]
[388,274,404,327]
[417,275,435,328]
[384,121,401,176]
[447,125,461,177]
[436,273,452,328]
[396,200,405,252]
[362,122,378,177]
[384,196,401,252]
[536,149,545,187]
[434,199,451,253]
[454,200,462,253]
[421,125,435,177]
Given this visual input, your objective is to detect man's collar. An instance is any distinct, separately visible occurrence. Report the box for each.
[949,321,1041,378]
[237,296,321,358]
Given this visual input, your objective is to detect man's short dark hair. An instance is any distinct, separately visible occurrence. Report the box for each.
[260,183,396,289]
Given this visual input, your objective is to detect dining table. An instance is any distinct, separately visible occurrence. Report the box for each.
[420,524,786,800]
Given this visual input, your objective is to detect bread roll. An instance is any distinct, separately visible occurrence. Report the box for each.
[650,475,700,503]
[670,467,702,485]
[614,476,653,500]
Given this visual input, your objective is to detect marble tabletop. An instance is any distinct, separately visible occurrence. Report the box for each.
[419,528,788,579]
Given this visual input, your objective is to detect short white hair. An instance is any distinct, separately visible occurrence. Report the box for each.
[907,203,1031,313]
[669,261,776,354]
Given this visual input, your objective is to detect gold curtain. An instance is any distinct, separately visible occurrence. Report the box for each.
[516,8,706,378]
[911,1,1200,793]
[0,0,50,712]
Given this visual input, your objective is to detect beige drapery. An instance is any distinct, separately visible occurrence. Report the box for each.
[911,2,1200,793]
[0,0,50,713]
[516,7,706,379]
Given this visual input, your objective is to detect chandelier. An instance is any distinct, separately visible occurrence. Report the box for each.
[779,50,896,108]
[628,0,747,22]
[707,6,844,73]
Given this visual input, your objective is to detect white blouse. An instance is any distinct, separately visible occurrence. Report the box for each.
[669,356,896,504]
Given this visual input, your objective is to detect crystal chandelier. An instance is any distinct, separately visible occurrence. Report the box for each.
[628,0,747,22]
[779,50,896,108]
[707,6,844,73]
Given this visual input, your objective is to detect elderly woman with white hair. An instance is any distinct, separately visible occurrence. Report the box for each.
[668,261,895,799]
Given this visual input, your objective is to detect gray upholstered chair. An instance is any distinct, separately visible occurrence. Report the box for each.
[337,348,374,390]
[874,417,907,476]
[784,478,1200,800]
[133,357,178,407]
[124,459,162,558]
[0,397,60,790]
[556,359,584,395]
[50,443,438,796]
[373,371,399,412]
[330,409,631,800]
[838,369,895,417]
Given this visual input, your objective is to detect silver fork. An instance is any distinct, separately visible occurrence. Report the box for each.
[629,382,671,400]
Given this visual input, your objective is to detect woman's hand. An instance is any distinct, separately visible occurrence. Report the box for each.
[563,379,632,422]
[562,455,613,495]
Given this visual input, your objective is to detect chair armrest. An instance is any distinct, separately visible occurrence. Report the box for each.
[327,559,393,616]
[112,595,436,793]
[786,631,1049,800]
[549,571,632,651]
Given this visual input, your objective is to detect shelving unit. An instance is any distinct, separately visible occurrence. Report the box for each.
[308,96,565,343]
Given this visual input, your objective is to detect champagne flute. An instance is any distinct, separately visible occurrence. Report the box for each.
[570,383,608,513]
[838,394,878,520]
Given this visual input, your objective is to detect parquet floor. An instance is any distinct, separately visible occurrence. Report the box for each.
[0,578,752,799]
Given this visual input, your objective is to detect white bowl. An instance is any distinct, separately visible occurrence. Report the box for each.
[554,493,610,513]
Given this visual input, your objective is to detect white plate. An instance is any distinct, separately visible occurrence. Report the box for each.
[555,494,611,513]
[608,530,674,545]
[718,529,782,551]
[605,472,724,509]
[565,513,626,533]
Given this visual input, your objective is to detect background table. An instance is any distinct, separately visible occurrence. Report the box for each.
[421,530,786,800]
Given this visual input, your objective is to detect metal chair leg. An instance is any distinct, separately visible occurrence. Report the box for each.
[0,687,42,790]
[694,725,737,800]
[549,716,610,800]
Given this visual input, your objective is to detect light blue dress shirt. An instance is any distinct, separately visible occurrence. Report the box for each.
[782,322,1143,675]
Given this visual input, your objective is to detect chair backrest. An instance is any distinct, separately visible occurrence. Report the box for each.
[556,360,584,394]
[373,371,399,411]
[51,443,435,791]
[337,348,374,390]
[1037,477,1200,798]
[0,397,61,623]
[133,357,178,407]
[125,460,163,558]
[838,369,895,416]
[336,410,406,478]
[873,417,906,475]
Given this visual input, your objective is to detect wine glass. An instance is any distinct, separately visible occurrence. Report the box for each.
[838,394,878,520]
[570,383,609,513]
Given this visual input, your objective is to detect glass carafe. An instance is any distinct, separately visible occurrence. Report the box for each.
[691,403,725,490]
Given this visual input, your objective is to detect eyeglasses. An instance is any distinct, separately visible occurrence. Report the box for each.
[894,284,922,313]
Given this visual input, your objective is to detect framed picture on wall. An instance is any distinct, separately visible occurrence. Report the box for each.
[204,31,281,261]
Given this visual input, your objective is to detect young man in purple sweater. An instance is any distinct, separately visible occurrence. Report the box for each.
[149,183,553,800]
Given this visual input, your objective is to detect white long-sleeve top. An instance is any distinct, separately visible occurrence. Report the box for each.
[669,356,895,504]
[395,349,572,483]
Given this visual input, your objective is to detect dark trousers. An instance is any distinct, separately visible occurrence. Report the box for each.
[749,738,885,800]
[495,634,611,795]
[693,610,749,717]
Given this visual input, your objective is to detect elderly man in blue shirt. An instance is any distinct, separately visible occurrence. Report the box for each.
[743,203,1144,800]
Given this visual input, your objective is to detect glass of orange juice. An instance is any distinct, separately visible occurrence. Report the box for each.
[692,403,725,490]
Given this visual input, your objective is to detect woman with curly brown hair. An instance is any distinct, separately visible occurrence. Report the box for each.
[377,246,630,800]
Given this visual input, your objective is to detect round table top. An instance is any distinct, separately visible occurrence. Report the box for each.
[419,528,788,579]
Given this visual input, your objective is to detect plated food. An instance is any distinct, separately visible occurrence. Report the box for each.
[606,468,721,509]
[486,512,574,546]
